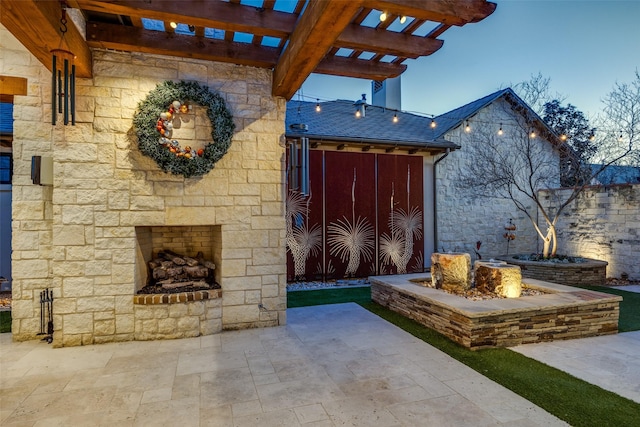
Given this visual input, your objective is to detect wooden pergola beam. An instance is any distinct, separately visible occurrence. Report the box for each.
[76,0,296,38]
[337,24,443,58]
[366,0,497,26]
[0,76,28,96]
[273,0,364,99]
[86,22,279,68]
[0,0,92,78]
[315,56,406,81]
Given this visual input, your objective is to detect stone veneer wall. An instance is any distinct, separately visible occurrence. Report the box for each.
[371,278,620,350]
[539,184,640,280]
[5,25,287,346]
[496,257,608,286]
[436,98,558,259]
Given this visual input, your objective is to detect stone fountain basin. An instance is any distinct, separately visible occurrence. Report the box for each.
[370,273,621,350]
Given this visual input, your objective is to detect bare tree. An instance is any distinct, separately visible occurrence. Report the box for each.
[458,76,638,258]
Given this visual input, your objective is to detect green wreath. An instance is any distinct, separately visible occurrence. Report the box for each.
[133,80,235,178]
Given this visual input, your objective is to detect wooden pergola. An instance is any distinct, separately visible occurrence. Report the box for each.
[1,0,496,99]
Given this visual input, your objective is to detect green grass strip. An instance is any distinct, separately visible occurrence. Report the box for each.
[287,286,371,308]
[0,311,10,333]
[288,287,640,426]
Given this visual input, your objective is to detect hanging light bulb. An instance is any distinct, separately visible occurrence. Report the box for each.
[380,11,387,22]
[315,99,321,112]
[399,15,407,24]
[589,132,595,142]
[618,132,624,141]
[355,109,361,118]
[498,124,503,136]
[464,121,471,132]
[560,133,567,141]
[393,113,398,123]
[530,129,536,138]
[430,118,436,129]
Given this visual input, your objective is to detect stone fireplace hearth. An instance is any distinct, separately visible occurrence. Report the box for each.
[9,48,288,347]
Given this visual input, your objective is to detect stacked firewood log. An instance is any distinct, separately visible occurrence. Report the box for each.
[148,250,216,290]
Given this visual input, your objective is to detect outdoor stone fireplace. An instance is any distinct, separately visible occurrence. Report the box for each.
[9,47,288,347]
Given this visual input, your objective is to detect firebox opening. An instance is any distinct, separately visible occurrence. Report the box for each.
[134,225,222,293]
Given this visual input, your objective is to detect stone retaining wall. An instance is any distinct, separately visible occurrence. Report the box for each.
[539,184,640,280]
[371,275,620,350]
[495,257,608,287]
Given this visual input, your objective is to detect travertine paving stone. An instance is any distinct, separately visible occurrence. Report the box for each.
[1,304,566,426]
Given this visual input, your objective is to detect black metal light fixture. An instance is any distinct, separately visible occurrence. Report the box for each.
[51,0,75,126]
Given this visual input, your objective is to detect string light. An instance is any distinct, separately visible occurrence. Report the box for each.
[393,113,398,123]
[560,133,567,141]
[464,121,471,133]
[619,132,624,141]
[498,124,503,136]
[530,129,536,138]
[355,109,361,118]
[430,118,436,128]
[399,16,407,24]
[379,11,387,22]
[589,132,595,142]
[169,21,178,29]
[315,99,321,112]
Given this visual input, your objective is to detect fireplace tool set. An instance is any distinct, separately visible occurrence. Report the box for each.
[37,288,54,343]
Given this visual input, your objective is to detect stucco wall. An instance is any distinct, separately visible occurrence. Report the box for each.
[436,99,559,260]
[539,184,640,280]
[4,24,287,346]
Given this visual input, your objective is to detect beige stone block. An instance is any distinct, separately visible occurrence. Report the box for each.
[223,305,259,324]
[228,184,261,197]
[221,248,252,259]
[130,196,164,211]
[250,216,285,230]
[120,211,166,226]
[158,317,178,334]
[177,316,199,332]
[221,276,262,292]
[261,202,284,216]
[54,297,77,314]
[115,295,134,314]
[13,201,45,220]
[245,290,261,304]
[11,231,40,250]
[222,291,245,306]
[222,259,247,277]
[262,284,279,298]
[84,260,112,276]
[141,319,158,333]
[53,261,85,277]
[62,334,83,347]
[134,307,154,320]
[64,313,93,334]
[246,264,285,276]
[53,225,86,245]
[252,248,285,266]
[166,207,217,225]
[12,259,49,279]
[66,246,93,261]
[77,296,115,312]
[188,302,205,316]
[95,319,116,336]
[116,314,135,333]
[62,277,94,297]
[61,205,94,225]
[215,206,252,224]
[169,304,188,318]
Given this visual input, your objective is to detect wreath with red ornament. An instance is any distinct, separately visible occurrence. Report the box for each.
[133,80,235,178]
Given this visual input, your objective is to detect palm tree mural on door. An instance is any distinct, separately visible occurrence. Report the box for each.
[327,168,375,277]
[379,167,423,274]
[286,150,423,280]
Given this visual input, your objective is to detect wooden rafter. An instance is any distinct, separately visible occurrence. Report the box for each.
[0,0,92,78]
[367,0,497,26]
[273,0,364,98]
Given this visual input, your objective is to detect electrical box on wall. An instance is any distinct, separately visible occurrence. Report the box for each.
[31,156,53,186]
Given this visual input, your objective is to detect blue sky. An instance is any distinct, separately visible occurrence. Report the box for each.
[297,0,640,119]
